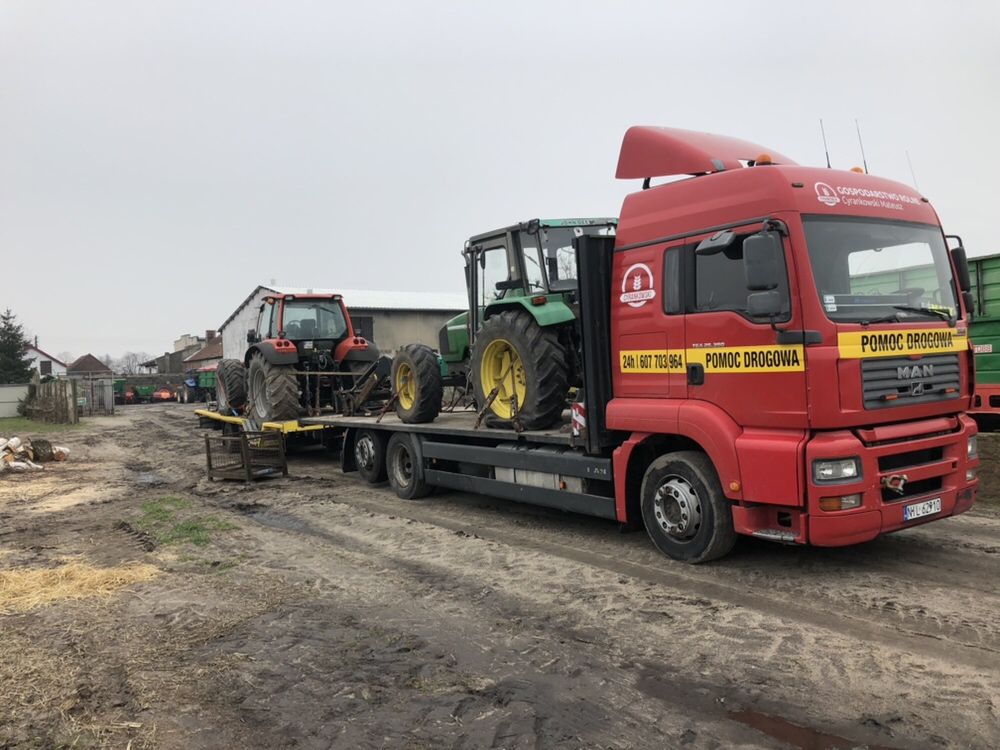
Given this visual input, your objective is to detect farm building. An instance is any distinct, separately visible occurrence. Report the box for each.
[24,343,67,377]
[218,287,467,360]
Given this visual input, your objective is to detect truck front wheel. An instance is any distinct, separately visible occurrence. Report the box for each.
[640,451,736,563]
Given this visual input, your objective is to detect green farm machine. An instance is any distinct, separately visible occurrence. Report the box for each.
[391,218,616,430]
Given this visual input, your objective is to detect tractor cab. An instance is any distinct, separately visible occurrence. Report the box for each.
[438,218,617,371]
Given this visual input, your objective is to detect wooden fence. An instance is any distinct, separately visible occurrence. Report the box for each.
[23,379,79,424]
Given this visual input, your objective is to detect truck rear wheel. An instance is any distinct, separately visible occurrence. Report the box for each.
[247,353,300,423]
[354,429,387,484]
[216,359,246,413]
[640,451,736,563]
[386,433,430,500]
[392,344,443,424]
[471,310,569,430]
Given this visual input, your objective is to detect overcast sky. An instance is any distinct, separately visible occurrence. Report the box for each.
[2,1,997,360]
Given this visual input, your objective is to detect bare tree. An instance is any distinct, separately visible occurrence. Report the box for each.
[57,351,74,365]
[114,351,152,374]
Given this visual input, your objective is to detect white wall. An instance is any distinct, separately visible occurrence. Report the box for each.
[221,288,269,360]
[0,384,29,418]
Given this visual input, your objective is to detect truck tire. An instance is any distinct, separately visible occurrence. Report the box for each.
[640,451,737,563]
[386,433,430,500]
[247,352,300,423]
[392,344,443,423]
[354,429,387,484]
[471,309,569,430]
[216,359,247,413]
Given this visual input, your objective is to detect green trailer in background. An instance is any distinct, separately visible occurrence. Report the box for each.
[967,252,1000,418]
[180,367,217,404]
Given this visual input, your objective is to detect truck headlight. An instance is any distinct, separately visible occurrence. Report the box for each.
[813,457,861,483]
[968,436,978,460]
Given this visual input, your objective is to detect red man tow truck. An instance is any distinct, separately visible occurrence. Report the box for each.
[305,126,979,563]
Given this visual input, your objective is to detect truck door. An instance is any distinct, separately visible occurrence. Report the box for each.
[683,224,807,429]
[613,240,687,399]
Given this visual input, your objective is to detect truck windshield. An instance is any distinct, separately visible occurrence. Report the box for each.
[526,224,616,291]
[804,217,958,324]
[282,300,348,339]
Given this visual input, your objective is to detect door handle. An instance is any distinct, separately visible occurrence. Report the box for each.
[687,364,704,386]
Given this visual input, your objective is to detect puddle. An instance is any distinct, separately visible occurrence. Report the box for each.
[132,472,165,486]
[730,708,897,750]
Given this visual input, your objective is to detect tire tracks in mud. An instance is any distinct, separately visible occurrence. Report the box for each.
[224,505,925,750]
[227,479,1000,674]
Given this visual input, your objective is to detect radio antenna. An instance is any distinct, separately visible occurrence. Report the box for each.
[854,118,869,174]
[905,149,920,191]
[820,119,831,168]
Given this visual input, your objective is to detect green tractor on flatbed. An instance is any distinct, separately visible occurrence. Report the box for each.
[392,217,616,430]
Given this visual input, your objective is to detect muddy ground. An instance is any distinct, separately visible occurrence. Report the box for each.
[1,404,999,749]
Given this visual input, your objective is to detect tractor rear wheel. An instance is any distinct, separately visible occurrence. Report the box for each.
[216,359,247,413]
[247,353,300,423]
[392,344,443,423]
[471,310,569,430]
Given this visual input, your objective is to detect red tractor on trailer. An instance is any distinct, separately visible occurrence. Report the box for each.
[215,292,385,424]
[305,126,980,563]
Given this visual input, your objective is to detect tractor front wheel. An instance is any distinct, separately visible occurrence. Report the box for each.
[392,344,443,423]
[247,353,300,423]
[471,310,569,430]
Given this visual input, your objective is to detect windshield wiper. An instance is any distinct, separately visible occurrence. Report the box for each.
[889,305,955,324]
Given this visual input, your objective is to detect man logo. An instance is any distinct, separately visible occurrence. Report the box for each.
[815,182,840,207]
[909,381,926,397]
[897,364,934,379]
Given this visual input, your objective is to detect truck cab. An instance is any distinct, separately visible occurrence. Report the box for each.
[610,127,978,552]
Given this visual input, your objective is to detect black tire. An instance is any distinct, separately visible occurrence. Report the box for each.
[640,451,737,564]
[471,310,569,430]
[247,353,300,422]
[354,429,387,484]
[392,344,443,424]
[386,433,430,500]
[216,359,246,413]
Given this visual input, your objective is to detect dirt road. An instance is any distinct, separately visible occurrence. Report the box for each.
[2,404,999,749]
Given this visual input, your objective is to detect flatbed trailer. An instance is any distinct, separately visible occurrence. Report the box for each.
[301,409,620,521]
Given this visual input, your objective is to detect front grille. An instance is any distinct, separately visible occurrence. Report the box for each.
[878,447,943,472]
[861,354,960,409]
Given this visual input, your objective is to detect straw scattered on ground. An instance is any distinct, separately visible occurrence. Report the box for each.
[0,560,158,613]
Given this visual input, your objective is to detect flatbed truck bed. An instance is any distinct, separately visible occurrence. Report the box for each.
[300,409,578,447]
[302,408,618,522]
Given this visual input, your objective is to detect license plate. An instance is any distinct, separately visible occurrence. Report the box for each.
[903,497,941,521]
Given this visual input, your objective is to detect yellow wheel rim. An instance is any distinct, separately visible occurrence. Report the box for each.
[395,362,416,410]
[479,338,526,419]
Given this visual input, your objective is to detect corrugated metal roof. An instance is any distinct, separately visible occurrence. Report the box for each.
[219,285,467,330]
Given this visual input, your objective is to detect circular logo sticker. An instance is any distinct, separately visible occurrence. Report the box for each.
[620,263,656,308]
[815,181,840,207]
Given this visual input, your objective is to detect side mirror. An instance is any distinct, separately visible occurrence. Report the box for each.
[246,329,259,344]
[495,278,522,291]
[747,290,783,318]
[744,231,784,291]
[962,290,975,321]
[951,246,971,292]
